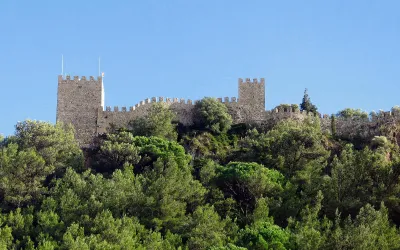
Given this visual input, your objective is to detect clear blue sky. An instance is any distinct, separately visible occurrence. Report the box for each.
[1,0,399,136]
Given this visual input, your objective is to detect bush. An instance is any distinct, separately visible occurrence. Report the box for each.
[273,104,299,112]
[337,108,368,119]
[128,102,177,141]
[371,136,389,148]
[194,97,233,134]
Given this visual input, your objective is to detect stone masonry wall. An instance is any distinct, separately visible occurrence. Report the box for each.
[320,110,400,141]
[97,78,262,130]
[267,107,400,142]
[238,78,266,122]
[96,96,242,134]
[57,75,400,147]
[57,75,103,146]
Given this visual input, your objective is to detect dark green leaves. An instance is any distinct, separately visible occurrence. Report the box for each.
[195,97,233,134]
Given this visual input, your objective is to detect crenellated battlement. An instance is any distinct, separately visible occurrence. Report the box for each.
[215,97,238,103]
[58,75,102,84]
[238,78,265,85]
[103,97,200,113]
[103,96,240,112]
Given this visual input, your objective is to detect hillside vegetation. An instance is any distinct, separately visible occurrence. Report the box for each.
[1,97,400,249]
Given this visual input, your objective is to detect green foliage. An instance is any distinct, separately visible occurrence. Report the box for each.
[11,120,83,173]
[238,222,290,250]
[216,162,285,225]
[128,102,178,141]
[92,131,141,173]
[236,119,330,224]
[0,121,84,208]
[2,118,400,249]
[288,191,332,250]
[337,108,368,119]
[131,136,190,165]
[238,118,329,181]
[274,104,299,112]
[237,198,290,249]
[194,97,233,134]
[93,132,189,174]
[0,225,13,250]
[324,144,395,218]
[371,136,389,149]
[332,203,400,250]
[331,114,337,136]
[187,205,227,249]
[210,244,247,250]
[143,158,207,232]
[0,144,51,208]
[300,89,318,114]
[196,159,218,186]
[182,132,235,162]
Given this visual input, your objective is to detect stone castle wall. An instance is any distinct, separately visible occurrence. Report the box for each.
[96,96,243,134]
[238,78,266,121]
[323,110,400,141]
[56,75,400,146]
[57,75,103,145]
[57,76,265,146]
[265,106,400,142]
[96,97,196,134]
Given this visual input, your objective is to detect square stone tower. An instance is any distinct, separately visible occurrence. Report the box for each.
[57,75,103,146]
[238,78,265,121]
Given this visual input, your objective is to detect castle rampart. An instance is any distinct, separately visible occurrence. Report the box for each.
[96,96,241,136]
[56,75,400,146]
[320,111,400,141]
[56,74,266,145]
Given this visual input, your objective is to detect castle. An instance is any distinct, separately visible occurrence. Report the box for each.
[57,75,268,146]
[57,75,400,147]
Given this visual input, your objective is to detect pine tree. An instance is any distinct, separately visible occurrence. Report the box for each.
[331,114,336,137]
[300,88,318,114]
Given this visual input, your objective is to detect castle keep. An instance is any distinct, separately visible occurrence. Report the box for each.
[57,75,400,147]
[57,75,266,146]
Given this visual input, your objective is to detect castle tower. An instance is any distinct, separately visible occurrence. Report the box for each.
[238,78,265,121]
[57,75,103,146]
